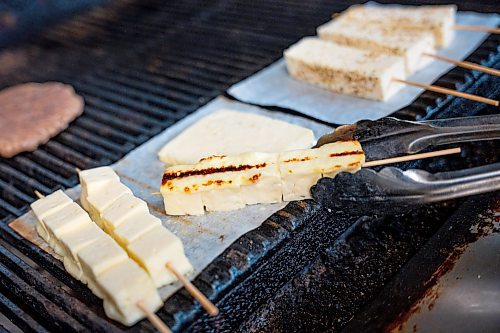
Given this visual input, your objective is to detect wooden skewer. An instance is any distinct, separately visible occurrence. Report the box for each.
[453,24,500,34]
[33,192,172,332]
[136,302,172,333]
[423,52,500,77]
[166,262,219,316]
[363,147,461,167]
[393,78,499,106]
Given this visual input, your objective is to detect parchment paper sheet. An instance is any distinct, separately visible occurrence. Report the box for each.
[228,9,500,124]
[10,96,332,301]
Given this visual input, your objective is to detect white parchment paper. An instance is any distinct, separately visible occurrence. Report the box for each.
[10,96,332,301]
[228,10,500,124]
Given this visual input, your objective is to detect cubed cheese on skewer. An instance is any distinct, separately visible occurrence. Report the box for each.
[30,190,73,244]
[42,203,93,255]
[77,235,128,298]
[86,181,132,227]
[319,141,365,177]
[317,16,435,75]
[98,260,163,326]
[284,37,406,101]
[342,4,456,47]
[79,167,120,211]
[127,225,193,287]
[238,152,282,205]
[113,213,161,247]
[161,164,205,215]
[100,193,149,232]
[59,223,103,281]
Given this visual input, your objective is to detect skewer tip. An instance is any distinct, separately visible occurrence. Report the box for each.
[136,301,172,333]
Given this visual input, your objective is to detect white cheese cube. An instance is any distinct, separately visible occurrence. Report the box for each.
[77,235,128,298]
[59,223,105,282]
[157,109,315,165]
[98,260,162,326]
[342,4,456,47]
[113,212,161,247]
[127,225,193,287]
[31,190,73,242]
[162,191,205,216]
[318,141,365,178]
[238,152,282,205]
[317,16,435,74]
[161,164,206,215]
[86,181,132,227]
[79,167,119,211]
[100,193,149,232]
[284,37,406,101]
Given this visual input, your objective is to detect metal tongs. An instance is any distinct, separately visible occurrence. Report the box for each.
[313,115,500,213]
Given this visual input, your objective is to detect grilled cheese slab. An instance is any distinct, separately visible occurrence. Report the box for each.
[284,37,406,101]
[317,15,435,75]
[341,4,456,47]
[160,141,365,214]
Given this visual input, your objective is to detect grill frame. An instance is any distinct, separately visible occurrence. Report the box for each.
[0,0,499,332]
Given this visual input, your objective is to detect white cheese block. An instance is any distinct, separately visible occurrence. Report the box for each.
[284,37,406,101]
[127,225,193,287]
[100,193,149,232]
[98,260,162,326]
[42,203,93,255]
[161,164,205,215]
[86,181,132,227]
[319,141,365,178]
[77,235,128,298]
[342,4,456,47]
[317,16,435,74]
[157,109,315,165]
[238,152,282,205]
[79,167,119,211]
[31,189,73,243]
[113,212,161,247]
[59,223,104,282]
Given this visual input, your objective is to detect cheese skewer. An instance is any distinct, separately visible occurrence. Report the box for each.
[79,168,219,316]
[423,53,500,77]
[393,78,499,106]
[32,191,166,328]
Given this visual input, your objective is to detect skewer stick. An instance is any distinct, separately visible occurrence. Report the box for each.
[136,302,172,333]
[453,24,500,34]
[393,78,499,106]
[33,192,172,332]
[363,147,461,167]
[423,52,500,77]
[165,262,219,316]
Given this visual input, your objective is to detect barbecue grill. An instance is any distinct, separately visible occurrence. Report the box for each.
[0,0,499,332]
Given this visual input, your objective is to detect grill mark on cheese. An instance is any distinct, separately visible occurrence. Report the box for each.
[329,150,364,158]
[199,155,226,162]
[283,156,315,163]
[162,163,267,185]
[348,162,361,167]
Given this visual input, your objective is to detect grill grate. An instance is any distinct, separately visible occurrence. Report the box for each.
[0,0,499,332]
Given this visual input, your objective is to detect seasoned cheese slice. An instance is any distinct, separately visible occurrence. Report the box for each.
[79,166,119,211]
[100,193,149,232]
[77,235,128,298]
[113,212,161,247]
[59,223,104,282]
[42,203,93,255]
[157,109,315,165]
[98,260,163,326]
[86,181,132,227]
[126,225,193,287]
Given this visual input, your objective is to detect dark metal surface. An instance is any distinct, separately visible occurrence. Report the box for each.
[0,0,499,332]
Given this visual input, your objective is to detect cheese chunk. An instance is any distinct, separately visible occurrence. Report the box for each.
[77,235,128,298]
[59,223,104,282]
[79,167,119,211]
[284,37,406,101]
[42,203,93,255]
[158,109,315,165]
[161,164,205,215]
[342,4,456,47]
[31,189,72,243]
[127,225,193,287]
[319,141,365,178]
[98,260,162,326]
[113,212,161,247]
[86,181,132,227]
[238,152,282,205]
[317,16,435,74]
[100,193,149,232]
